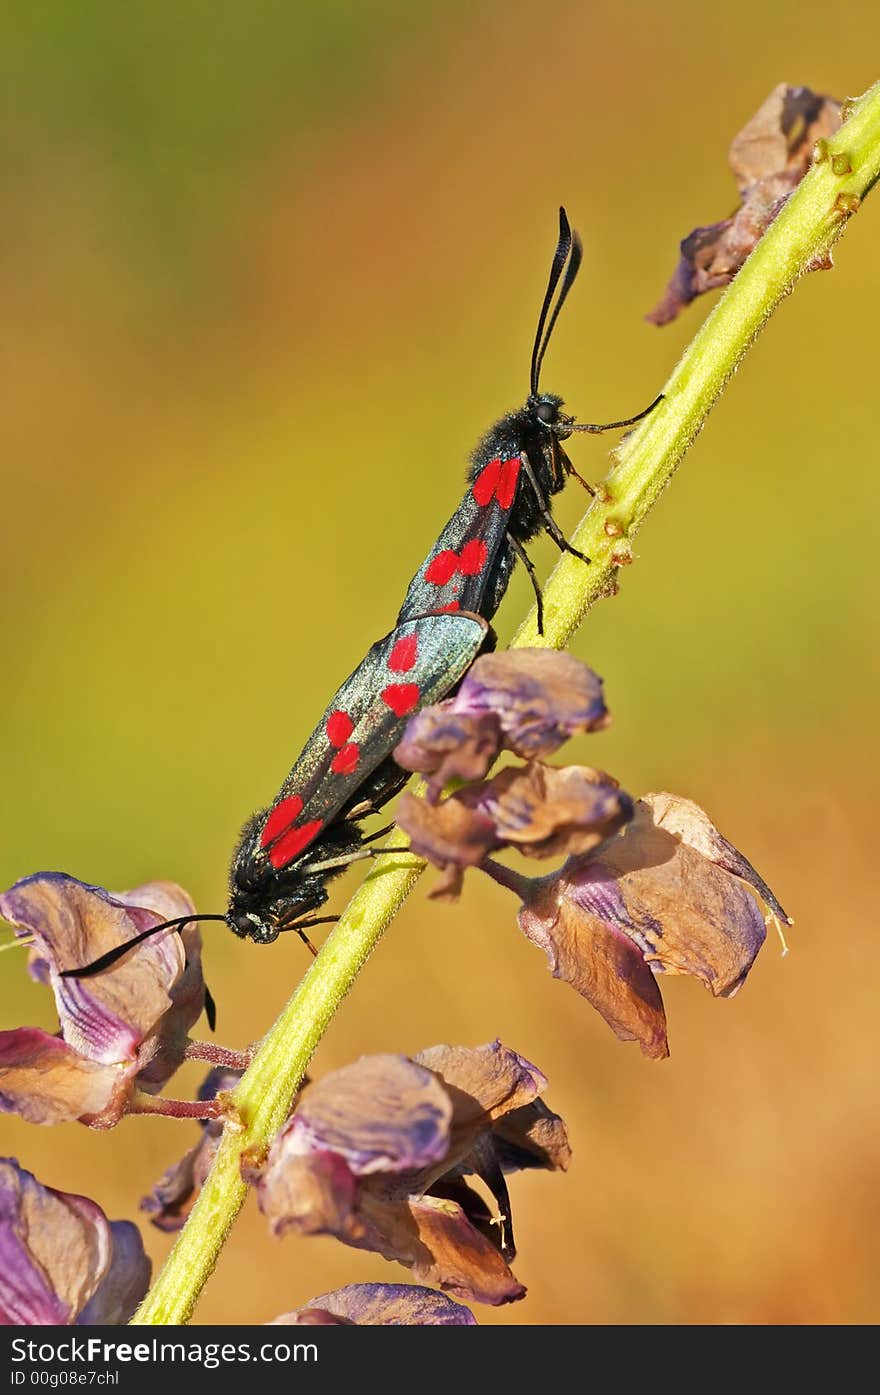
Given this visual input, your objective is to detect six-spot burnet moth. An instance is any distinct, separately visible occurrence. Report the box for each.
[63,206,659,980]
[397,207,661,635]
[63,611,488,977]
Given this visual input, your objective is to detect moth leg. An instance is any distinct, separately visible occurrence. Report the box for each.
[544,513,591,566]
[342,758,408,822]
[520,449,590,564]
[361,821,396,846]
[557,443,596,496]
[276,913,341,956]
[507,531,544,636]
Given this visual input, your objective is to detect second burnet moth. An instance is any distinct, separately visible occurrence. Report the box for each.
[397,207,661,635]
[64,609,488,979]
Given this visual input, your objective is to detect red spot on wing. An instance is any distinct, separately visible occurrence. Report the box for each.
[389,633,418,672]
[439,600,460,612]
[458,539,488,575]
[260,795,304,849]
[331,743,360,775]
[472,458,502,506]
[472,455,519,509]
[425,550,459,586]
[326,710,354,747]
[496,456,520,509]
[425,541,488,587]
[268,820,324,869]
[382,683,421,717]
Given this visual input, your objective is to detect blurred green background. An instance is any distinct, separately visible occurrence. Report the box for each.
[2,1,879,1325]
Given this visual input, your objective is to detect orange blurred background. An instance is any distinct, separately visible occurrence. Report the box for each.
[1,3,879,1324]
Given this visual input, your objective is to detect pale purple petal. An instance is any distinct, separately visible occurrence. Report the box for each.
[272,1282,477,1326]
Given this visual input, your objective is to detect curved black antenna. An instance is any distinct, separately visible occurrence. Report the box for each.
[562,392,664,434]
[59,913,229,979]
[534,230,582,394]
[530,207,582,397]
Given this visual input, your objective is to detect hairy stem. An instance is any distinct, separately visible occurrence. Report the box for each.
[132,80,880,1324]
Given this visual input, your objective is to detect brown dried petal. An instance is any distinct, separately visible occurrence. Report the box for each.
[413,1041,547,1124]
[451,650,609,757]
[493,1098,572,1174]
[642,791,790,923]
[282,1055,453,1177]
[0,1029,131,1127]
[397,790,498,876]
[259,1151,360,1241]
[359,1193,526,1306]
[589,800,768,996]
[394,707,501,802]
[270,1283,476,1326]
[463,762,632,858]
[648,83,840,324]
[518,877,669,1060]
[728,83,840,186]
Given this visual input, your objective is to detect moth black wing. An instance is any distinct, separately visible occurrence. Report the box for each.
[255,612,488,871]
[397,454,522,625]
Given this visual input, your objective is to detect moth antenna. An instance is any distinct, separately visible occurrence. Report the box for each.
[530,207,582,396]
[59,913,230,979]
[563,392,664,434]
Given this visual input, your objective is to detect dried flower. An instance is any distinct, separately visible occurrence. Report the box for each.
[395,649,608,801]
[269,1283,476,1326]
[647,84,840,324]
[507,793,790,1058]
[0,1158,150,1324]
[398,762,632,897]
[0,873,209,1126]
[252,1041,569,1306]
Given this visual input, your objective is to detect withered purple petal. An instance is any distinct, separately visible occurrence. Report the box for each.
[451,650,609,757]
[413,1040,547,1122]
[396,791,499,875]
[0,1028,129,1127]
[590,802,768,997]
[286,1055,452,1176]
[272,1283,477,1326]
[394,707,502,802]
[0,1159,148,1326]
[77,1221,151,1326]
[461,762,632,859]
[0,874,199,1066]
[258,1149,359,1241]
[0,874,208,1118]
[643,791,791,924]
[518,873,669,1059]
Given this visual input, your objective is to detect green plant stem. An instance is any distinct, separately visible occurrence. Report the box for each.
[132,80,880,1325]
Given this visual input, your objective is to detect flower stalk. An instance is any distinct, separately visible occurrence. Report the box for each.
[132,78,880,1325]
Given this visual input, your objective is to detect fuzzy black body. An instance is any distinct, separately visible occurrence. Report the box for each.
[468,394,567,543]
[226,611,489,943]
